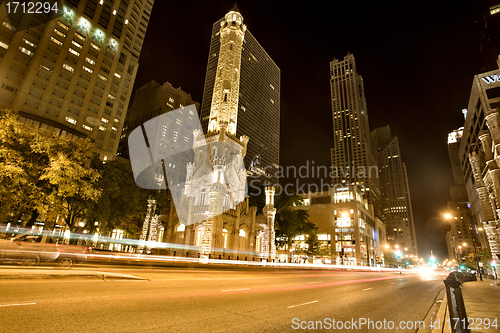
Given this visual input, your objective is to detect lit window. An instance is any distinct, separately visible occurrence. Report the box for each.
[99,126,106,131]
[114,73,121,79]
[83,124,93,131]
[113,10,117,15]
[91,43,100,51]
[54,29,66,38]
[82,66,93,73]
[19,47,33,56]
[491,5,500,15]
[66,117,77,124]
[50,37,63,46]
[108,94,115,100]
[111,127,117,131]
[63,64,74,73]
[0,41,9,50]
[57,21,69,31]
[71,40,82,49]
[98,74,107,81]
[125,19,128,25]
[75,32,85,41]
[169,97,174,103]
[85,57,95,65]
[101,118,109,123]
[68,48,80,56]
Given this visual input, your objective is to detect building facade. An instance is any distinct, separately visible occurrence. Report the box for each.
[156,8,277,261]
[199,5,280,186]
[371,126,417,256]
[300,187,385,266]
[117,80,199,160]
[0,0,154,160]
[458,68,500,279]
[330,54,381,220]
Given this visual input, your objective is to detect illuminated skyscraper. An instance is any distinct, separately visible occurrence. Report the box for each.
[199,5,280,185]
[330,54,380,218]
[371,126,417,256]
[0,0,154,160]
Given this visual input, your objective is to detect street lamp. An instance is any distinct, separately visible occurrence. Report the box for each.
[335,210,353,265]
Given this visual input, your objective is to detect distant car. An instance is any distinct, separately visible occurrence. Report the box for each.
[0,234,59,266]
[0,233,92,268]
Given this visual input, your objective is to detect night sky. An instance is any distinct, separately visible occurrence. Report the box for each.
[132,1,486,261]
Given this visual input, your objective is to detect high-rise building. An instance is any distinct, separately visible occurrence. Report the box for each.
[117,80,199,160]
[199,5,280,186]
[0,0,154,160]
[330,54,381,219]
[371,126,417,256]
[472,0,500,71]
[456,67,500,277]
[155,8,277,261]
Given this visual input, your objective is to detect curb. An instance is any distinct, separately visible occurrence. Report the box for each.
[0,269,147,281]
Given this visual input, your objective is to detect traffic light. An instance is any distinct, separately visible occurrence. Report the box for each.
[430,255,436,262]
[395,250,402,258]
[492,261,497,267]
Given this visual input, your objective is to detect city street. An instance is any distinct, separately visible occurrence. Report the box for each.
[0,265,445,332]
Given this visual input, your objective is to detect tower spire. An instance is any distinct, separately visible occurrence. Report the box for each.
[207,9,246,135]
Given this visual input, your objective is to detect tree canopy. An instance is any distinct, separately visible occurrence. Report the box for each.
[0,109,163,235]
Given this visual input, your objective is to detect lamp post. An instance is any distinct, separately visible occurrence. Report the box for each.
[395,245,402,275]
[335,210,352,265]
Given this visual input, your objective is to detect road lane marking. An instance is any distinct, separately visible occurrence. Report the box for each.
[390,282,396,284]
[288,300,318,308]
[308,281,322,284]
[362,288,372,291]
[0,303,36,307]
[221,288,250,292]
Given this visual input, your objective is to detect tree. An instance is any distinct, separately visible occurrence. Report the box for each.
[306,231,320,257]
[0,109,103,230]
[41,136,102,231]
[84,159,166,235]
[0,109,57,224]
[273,190,317,262]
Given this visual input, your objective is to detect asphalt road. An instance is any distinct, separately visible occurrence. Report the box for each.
[0,266,445,332]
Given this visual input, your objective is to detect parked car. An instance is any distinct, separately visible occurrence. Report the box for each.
[0,234,59,266]
[0,233,92,268]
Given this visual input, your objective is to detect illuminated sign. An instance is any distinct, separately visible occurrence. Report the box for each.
[482,74,500,84]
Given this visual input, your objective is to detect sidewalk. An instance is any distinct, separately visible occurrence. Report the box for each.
[431,278,500,333]
[462,279,500,333]
[0,265,146,280]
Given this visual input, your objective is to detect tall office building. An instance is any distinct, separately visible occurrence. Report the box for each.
[117,80,199,160]
[199,5,280,186]
[445,129,476,262]
[330,54,381,219]
[371,126,417,256]
[0,0,154,160]
[472,0,500,72]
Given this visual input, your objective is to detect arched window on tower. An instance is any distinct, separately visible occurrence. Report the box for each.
[195,225,205,247]
[223,228,229,249]
[175,224,185,243]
